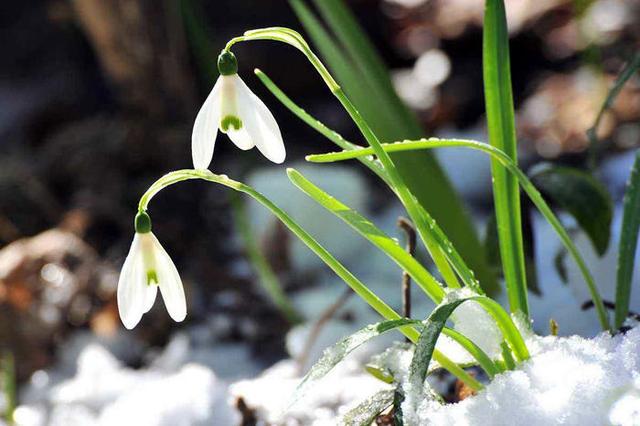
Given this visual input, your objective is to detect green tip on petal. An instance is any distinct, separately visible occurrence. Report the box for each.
[220,115,243,132]
[217,50,238,76]
[146,269,159,286]
[135,211,152,234]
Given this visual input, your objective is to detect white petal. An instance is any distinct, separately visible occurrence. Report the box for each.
[220,76,254,150]
[191,78,222,170]
[142,280,158,313]
[234,75,286,163]
[117,234,146,329]
[150,233,187,322]
[226,127,255,150]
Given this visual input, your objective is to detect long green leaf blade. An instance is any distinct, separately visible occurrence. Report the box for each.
[307,139,611,330]
[588,52,640,151]
[292,318,420,408]
[340,389,395,426]
[407,291,528,404]
[290,0,499,294]
[483,0,529,316]
[257,69,462,289]
[309,0,421,136]
[287,168,446,303]
[615,150,640,328]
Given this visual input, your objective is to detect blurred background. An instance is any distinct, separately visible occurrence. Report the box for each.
[0,0,639,424]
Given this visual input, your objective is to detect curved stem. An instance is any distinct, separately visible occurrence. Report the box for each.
[307,139,610,331]
[138,169,483,389]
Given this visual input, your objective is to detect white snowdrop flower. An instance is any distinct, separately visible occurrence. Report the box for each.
[117,211,186,329]
[191,50,286,169]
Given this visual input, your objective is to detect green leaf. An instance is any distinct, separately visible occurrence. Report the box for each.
[407,291,528,408]
[440,327,500,378]
[483,215,501,275]
[258,70,464,291]
[483,0,529,317]
[290,0,499,295]
[588,52,640,156]
[306,138,611,331]
[254,69,389,185]
[309,0,420,136]
[531,166,613,256]
[615,150,640,328]
[409,299,468,396]
[287,167,446,303]
[340,389,394,426]
[291,319,421,408]
[364,364,395,384]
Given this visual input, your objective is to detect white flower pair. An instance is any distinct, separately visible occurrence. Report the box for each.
[118,50,285,329]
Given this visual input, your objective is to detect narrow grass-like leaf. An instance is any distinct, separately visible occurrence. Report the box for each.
[340,389,395,426]
[309,0,422,136]
[292,318,420,408]
[257,70,461,290]
[500,341,516,370]
[285,2,459,290]
[483,0,528,316]
[138,169,481,389]
[287,168,446,302]
[588,52,640,154]
[307,139,611,330]
[531,166,613,256]
[230,195,303,324]
[179,0,217,85]
[233,24,464,289]
[440,327,499,378]
[409,300,468,399]
[254,69,389,184]
[615,150,640,328]
[290,0,499,294]
[407,291,528,405]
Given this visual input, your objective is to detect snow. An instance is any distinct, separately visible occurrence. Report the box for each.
[402,325,640,426]
[230,358,388,425]
[15,338,240,426]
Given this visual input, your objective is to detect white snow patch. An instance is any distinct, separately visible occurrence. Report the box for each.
[403,326,640,426]
[230,358,389,425]
[16,343,239,426]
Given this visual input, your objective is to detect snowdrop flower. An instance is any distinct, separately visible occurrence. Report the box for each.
[191,50,286,169]
[117,211,186,329]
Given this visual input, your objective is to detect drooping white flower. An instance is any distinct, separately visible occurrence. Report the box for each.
[191,50,286,169]
[117,211,186,329]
